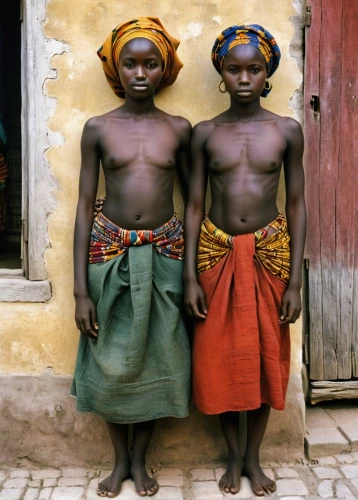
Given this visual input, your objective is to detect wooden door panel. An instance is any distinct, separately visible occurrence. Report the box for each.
[304,0,358,381]
[318,0,342,380]
[336,0,358,378]
[304,0,323,379]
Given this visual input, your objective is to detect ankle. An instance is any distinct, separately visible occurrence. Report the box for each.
[114,453,130,466]
[130,455,146,468]
[227,451,241,462]
[244,452,260,465]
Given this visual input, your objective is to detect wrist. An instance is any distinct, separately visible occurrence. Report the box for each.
[74,289,89,299]
[183,273,198,284]
[287,280,302,291]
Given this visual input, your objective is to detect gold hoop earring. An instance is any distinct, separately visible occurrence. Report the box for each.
[264,80,272,91]
[219,80,227,93]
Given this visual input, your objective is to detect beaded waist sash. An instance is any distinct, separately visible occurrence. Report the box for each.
[89,212,184,264]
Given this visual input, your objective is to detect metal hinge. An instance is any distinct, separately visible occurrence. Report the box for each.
[305,5,312,27]
[305,259,310,270]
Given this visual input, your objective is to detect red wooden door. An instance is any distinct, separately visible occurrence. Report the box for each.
[304,0,358,381]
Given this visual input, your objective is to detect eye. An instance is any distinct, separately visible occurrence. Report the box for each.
[147,62,159,69]
[125,62,135,68]
[228,67,238,73]
[251,68,260,74]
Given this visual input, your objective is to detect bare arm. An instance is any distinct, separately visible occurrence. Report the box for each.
[174,117,192,204]
[73,118,101,337]
[184,122,210,319]
[281,118,307,324]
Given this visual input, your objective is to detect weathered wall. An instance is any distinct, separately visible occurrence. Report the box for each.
[0,0,305,466]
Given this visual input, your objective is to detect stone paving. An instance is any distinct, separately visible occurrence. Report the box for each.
[2,403,357,499]
[2,454,358,500]
[305,404,358,459]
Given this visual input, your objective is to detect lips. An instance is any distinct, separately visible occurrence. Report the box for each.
[132,83,149,89]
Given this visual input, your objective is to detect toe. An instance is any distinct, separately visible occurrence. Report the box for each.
[253,485,265,497]
[230,484,240,494]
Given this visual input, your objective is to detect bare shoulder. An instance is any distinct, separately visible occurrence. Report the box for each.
[192,120,216,144]
[83,108,123,139]
[166,114,192,140]
[83,113,113,133]
[83,115,103,132]
[276,116,303,143]
[81,116,106,146]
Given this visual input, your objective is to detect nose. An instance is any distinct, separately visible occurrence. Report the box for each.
[135,65,146,80]
[238,71,250,85]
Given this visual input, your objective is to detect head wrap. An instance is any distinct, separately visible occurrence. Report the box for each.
[211,24,281,97]
[97,17,183,98]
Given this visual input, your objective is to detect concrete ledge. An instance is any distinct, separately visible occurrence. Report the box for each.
[0,373,304,467]
[0,278,51,302]
[0,269,24,279]
[305,427,350,458]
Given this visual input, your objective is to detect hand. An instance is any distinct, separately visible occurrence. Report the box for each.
[75,295,98,339]
[184,280,208,320]
[94,196,105,215]
[279,286,301,325]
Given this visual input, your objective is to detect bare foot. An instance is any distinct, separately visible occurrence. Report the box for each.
[243,458,276,496]
[130,461,159,497]
[219,456,241,494]
[97,462,130,498]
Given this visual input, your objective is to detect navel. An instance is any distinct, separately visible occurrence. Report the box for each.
[270,161,276,167]
[168,158,173,164]
[214,160,220,167]
[240,218,247,223]
[136,215,141,221]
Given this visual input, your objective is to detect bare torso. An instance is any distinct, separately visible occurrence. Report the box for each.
[95,109,189,229]
[205,110,288,235]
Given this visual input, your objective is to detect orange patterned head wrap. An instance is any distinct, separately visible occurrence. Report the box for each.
[97,17,183,98]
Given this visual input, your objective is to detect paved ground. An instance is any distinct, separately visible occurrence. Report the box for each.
[2,454,358,500]
[1,403,358,499]
[305,403,358,458]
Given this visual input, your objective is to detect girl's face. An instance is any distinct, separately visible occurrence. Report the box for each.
[118,38,163,98]
[221,44,267,102]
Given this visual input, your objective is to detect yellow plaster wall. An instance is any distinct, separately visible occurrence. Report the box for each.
[0,1,302,375]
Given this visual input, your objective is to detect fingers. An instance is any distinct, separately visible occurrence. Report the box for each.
[280,298,288,323]
[90,307,98,334]
[185,301,207,320]
[192,302,207,320]
[279,304,302,325]
[94,197,105,214]
[76,315,98,339]
[199,292,208,317]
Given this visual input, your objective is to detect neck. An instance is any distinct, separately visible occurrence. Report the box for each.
[122,93,158,116]
[228,97,263,121]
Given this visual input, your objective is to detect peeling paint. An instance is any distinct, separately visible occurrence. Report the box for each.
[2,0,303,393]
[0,0,305,467]
[183,22,203,40]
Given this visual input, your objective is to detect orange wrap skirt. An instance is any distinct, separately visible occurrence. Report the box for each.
[193,215,291,414]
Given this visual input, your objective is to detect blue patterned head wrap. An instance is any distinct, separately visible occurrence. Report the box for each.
[211,24,281,97]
